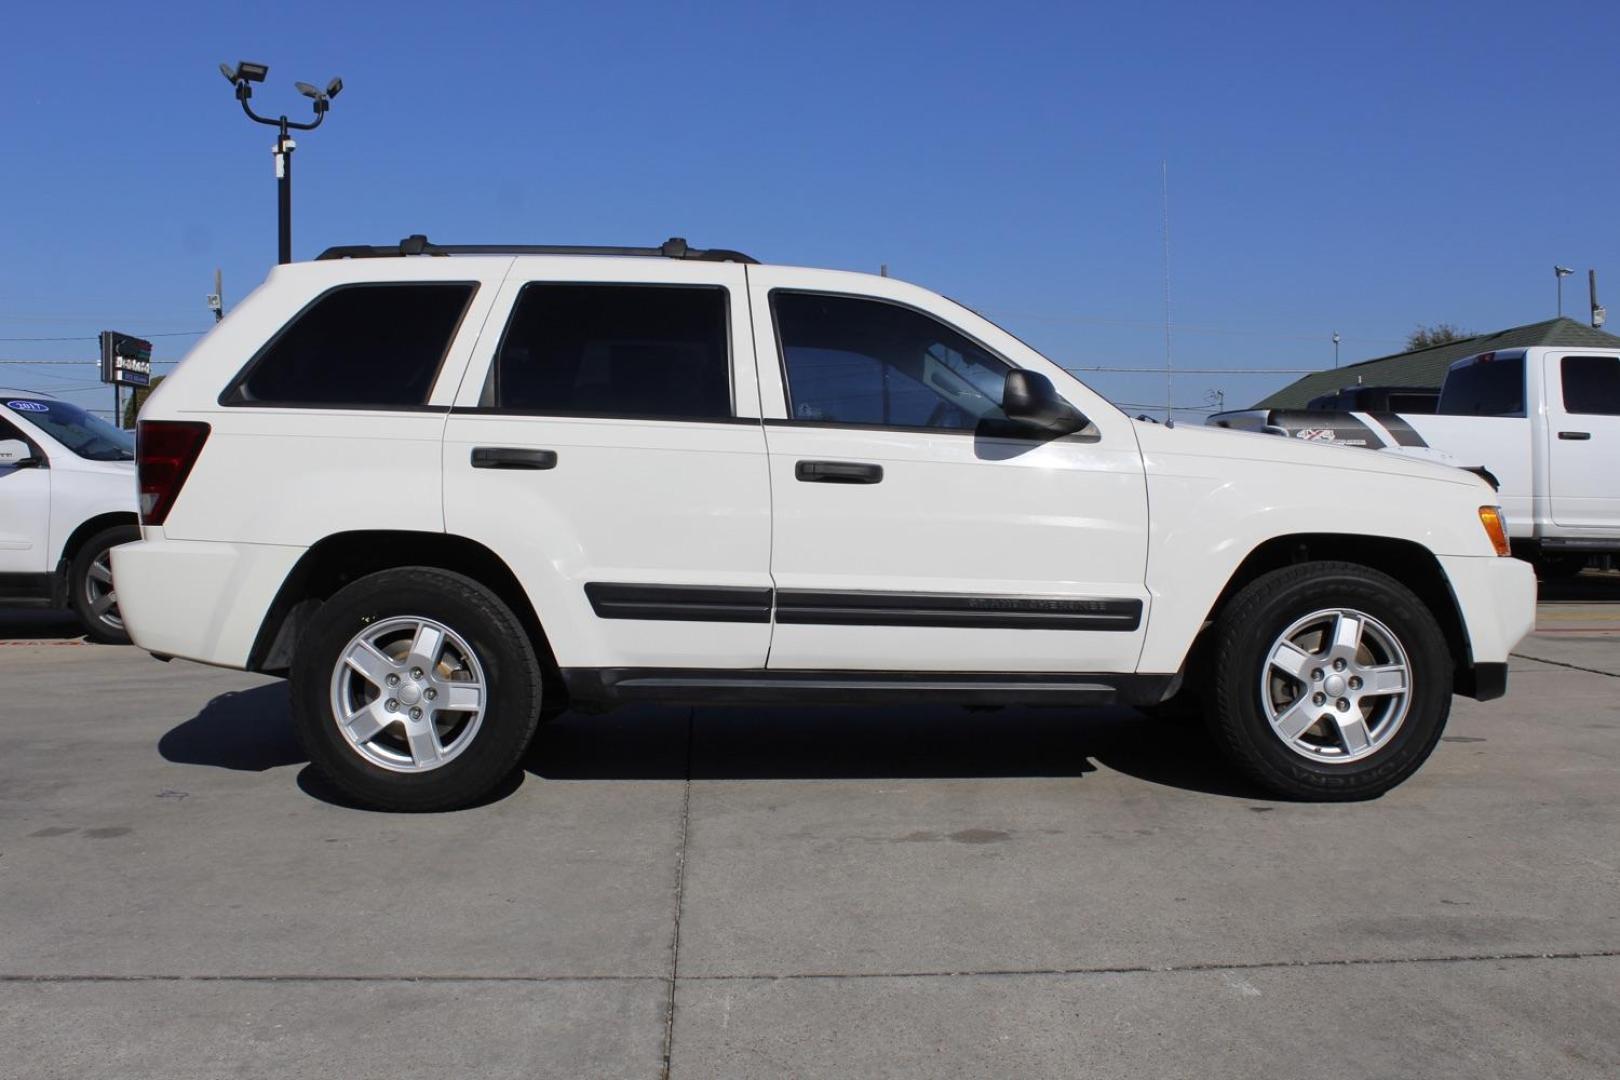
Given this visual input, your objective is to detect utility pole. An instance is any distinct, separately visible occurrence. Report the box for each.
[1332,331,1341,368]
[1556,266,1574,317]
[219,62,344,264]
[1591,270,1607,329]
[207,268,224,323]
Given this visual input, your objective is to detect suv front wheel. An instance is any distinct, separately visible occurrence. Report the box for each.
[1209,561,1453,801]
[290,567,544,811]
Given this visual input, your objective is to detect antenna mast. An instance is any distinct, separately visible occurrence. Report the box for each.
[1161,160,1174,421]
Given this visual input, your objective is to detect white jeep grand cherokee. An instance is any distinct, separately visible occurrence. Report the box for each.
[113,236,1536,811]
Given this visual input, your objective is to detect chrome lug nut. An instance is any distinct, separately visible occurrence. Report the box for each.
[386,673,400,687]
[409,706,423,720]
[1348,676,1362,691]
[1336,698,1350,711]
[385,698,399,711]
[1311,668,1323,681]
[1333,658,1347,672]
[411,667,424,680]
[424,688,437,701]
[1312,692,1326,706]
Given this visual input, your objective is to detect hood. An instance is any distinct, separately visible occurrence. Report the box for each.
[1138,418,1486,490]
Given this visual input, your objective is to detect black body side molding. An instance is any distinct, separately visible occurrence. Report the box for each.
[774,590,1142,631]
[584,583,773,623]
[561,667,1176,708]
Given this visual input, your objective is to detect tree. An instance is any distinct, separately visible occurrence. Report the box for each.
[122,375,165,428]
[1405,323,1476,351]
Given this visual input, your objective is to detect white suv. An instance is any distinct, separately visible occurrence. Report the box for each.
[113,236,1537,810]
[1,390,140,642]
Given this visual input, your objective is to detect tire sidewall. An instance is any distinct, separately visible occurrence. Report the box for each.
[290,570,541,810]
[1214,566,1452,799]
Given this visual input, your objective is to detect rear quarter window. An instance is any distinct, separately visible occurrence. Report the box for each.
[224,283,476,408]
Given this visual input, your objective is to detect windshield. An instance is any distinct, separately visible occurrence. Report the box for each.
[3,398,135,461]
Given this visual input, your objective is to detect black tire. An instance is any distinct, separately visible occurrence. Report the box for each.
[1208,561,1453,801]
[69,524,140,644]
[290,567,544,812]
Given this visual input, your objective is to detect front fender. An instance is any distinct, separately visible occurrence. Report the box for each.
[1134,424,1499,673]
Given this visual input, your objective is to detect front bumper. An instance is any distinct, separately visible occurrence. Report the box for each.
[111,532,305,669]
[1437,553,1537,699]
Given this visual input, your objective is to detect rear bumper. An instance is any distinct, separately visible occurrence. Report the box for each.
[1438,554,1537,699]
[110,532,304,669]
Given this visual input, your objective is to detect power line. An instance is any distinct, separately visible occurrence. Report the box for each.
[0,330,205,342]
[1063,365,1317,374]
[989,311,1405,346]
[0,359,181,366]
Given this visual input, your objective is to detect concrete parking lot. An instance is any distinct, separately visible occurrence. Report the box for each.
[2,576,1617,1079]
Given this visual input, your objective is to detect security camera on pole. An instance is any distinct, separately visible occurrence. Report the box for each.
[219,61,344,265]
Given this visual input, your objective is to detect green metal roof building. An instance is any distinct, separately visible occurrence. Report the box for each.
[1255,317,1620,409]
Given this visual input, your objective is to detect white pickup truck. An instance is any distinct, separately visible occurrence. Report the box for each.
[1211,345,1620,576]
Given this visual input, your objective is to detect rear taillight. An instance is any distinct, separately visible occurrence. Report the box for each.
[136,420,211,526]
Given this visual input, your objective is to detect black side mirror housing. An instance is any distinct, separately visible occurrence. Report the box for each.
[1002,370,1088,436]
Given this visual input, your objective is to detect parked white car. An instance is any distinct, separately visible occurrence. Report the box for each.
[114,236,1536,810]
[1210,345,1620,576]
[1,390,140,642]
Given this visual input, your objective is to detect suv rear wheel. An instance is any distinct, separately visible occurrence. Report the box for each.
[290,567,544,811]
[1209,561,1452,801]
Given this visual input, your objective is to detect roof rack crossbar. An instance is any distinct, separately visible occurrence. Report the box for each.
[316,235,757,264]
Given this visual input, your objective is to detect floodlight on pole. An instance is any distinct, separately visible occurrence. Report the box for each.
[219,60,344,264]
[1556,266,1574,317]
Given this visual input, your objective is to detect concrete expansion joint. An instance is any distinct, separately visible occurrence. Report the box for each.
[5,947,1617,985]
[1510,651,1620,679]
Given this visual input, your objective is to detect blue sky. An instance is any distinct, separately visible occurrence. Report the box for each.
[3,0,1617,417]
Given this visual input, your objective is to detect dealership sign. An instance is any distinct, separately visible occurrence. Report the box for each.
[99,331,152,388]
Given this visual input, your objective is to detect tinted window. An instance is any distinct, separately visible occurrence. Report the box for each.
[1437,356,1525,417]
[231,283,475,407]
[490,284,731,419]
[1561,355,1620,416]
[772,292,1009,430]
[4,398,133,460]
[1387,393,1438,414]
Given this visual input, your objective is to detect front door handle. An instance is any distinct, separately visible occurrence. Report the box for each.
[1558,431,1592,441]
[471,447,558,470]
[795,460,884,484]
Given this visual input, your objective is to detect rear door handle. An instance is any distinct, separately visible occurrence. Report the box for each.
[795,460,883,484]
[1558,431,1592,441]
[471,447,558,470]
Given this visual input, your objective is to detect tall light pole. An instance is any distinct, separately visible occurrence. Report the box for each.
[1332,331,1341,368]
[1556,266,1574,317]
[220,62,344,264]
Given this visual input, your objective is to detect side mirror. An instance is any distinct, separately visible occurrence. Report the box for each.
[1002,370,1088,436]
[0,439,39,468]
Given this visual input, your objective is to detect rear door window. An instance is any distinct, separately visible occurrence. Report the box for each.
[1560,355,1620,415]
[226,283,476,407]
[1437,356,1526,417]
[487,284,732,420]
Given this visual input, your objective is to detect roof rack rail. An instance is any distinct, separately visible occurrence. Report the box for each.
[316,234,758,264]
